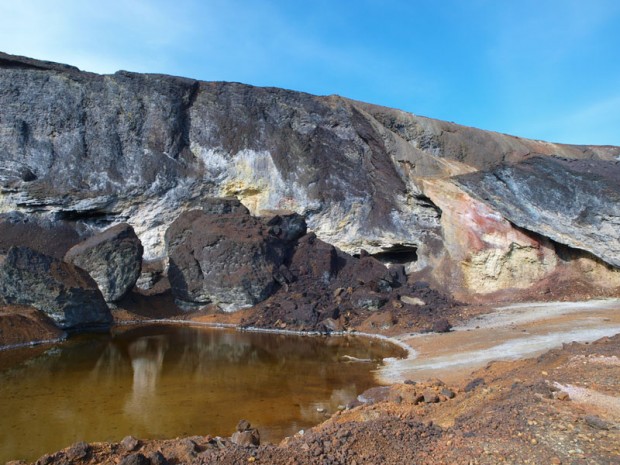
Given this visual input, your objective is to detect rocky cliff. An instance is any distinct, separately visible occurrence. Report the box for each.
[1,51,619,302]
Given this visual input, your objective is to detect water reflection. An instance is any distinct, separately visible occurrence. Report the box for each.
[124,336,168,424]
[0,325,404,464]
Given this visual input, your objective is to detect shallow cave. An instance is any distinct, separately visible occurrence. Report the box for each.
[371,244,418,265]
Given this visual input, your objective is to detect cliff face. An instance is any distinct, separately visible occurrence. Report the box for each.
[1,52,619,300]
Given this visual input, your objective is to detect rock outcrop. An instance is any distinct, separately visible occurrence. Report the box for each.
[1,51,619,301]
[0,246,112,329]
[65,223,143,302]
[455,156,620,268]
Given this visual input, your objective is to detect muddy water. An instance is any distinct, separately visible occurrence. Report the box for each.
[0,325,404,463]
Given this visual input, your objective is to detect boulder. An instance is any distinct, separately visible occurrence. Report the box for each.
[0,212,82,259]
[65,223,143,302]
[0,246,112,330]
[165,208,306,311]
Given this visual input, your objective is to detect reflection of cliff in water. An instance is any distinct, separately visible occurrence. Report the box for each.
[0,325,403,464]
[124,336,169,426]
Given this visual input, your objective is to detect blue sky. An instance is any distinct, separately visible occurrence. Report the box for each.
[1,0,619,146]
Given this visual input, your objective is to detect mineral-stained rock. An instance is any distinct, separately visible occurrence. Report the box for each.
[165,207,306,310]
[2,52,620,301]
[0,246,112,330]
[65,223,143,302]
[455,157,620,268]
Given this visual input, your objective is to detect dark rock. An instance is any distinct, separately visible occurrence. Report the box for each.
[431,318,452,333]
[584,415,609,430]
[455,156,620,268]
[118,453,149,465]
[34,454,54,465]
[265,213,307,241]
[65,223,143,302]
[288,233,339,282]
[201,197,250,215]
[136,259,166,291]
[148,451,168,465]
[120,435,140,452]
[423,391,440,403]
[236,419,252,432]
[179,438,199,455]
[440,388,456,399]
[165,208,303,310]
[0,246,112,330]
[65,441,90,461]
[351,288,388,311]
[0,212,82,259]
[464,377,486,392]
[231,429,260,447]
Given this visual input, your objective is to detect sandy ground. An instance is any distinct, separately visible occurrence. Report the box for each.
[378,298,620,384]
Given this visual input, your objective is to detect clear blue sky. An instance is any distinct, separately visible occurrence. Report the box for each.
[1,0,619,146]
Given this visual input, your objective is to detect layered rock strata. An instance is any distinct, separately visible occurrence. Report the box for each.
[1,51,619,301]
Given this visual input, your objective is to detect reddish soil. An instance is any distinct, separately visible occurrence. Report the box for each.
[0,306,65,349]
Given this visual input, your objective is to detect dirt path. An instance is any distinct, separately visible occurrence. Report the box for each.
[378,299,620,384]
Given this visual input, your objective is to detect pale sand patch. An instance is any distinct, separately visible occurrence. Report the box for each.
[554,382,620,419]
[377,299,620,384]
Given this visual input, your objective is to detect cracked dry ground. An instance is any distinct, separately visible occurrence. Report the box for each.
[16,334,620,465]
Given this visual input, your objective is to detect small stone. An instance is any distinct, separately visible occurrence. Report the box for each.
[423,391,439,403]
[541,371,548,376]
[231,429,261,447]
[464,377,485,392]
[148,451,168,465]
[180,438,198,455]
[440,388,456,399]
[237,419,252,432]
[121,436,140,452]
[248,457,256,463]
[550,457,562,465]
[66,442,90,461]
[431,318,452,333]
[556,391,570,401]
[119,453,149,465]
[584,415,609,430]
[400,296,425,306]
[316,407,326,413]
[530,438,538,445]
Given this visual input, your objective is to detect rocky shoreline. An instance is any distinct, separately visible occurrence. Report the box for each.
[6,330,618,465]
